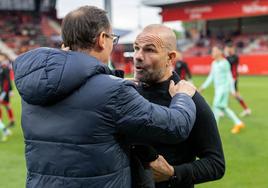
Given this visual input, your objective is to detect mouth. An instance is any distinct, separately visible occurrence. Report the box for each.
[135,65,144,72]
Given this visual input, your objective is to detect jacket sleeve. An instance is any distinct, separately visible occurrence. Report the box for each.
[114,80,196,144]
[172,92,225,186]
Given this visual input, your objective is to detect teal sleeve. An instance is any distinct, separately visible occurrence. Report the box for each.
[201,63,214,89]
[228,72,235,93]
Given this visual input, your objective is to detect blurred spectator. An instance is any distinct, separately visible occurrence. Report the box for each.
[224,44,251,117]
[174,51,192,81]
[0,52,13,142]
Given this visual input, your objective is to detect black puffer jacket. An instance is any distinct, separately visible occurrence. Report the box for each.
[13,48,196,188]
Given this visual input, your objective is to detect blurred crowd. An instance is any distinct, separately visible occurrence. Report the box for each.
[181,28,268,57]
[0,12,61,55]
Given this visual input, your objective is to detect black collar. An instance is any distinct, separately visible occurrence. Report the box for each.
[139,72,180,91]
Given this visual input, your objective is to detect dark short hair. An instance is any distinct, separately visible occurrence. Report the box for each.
[61,6,110,51]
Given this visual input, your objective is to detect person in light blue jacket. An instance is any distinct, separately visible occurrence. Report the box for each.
[13,6,197,188]
[200,46,245,134]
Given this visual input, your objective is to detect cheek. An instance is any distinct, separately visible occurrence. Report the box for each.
[108,46,113,57]
[109,43,113,50]
[143,55,158,67]
[153,64,165,74]
[144,62,156,72]
[133,53,139,61]
[151,57,165,70]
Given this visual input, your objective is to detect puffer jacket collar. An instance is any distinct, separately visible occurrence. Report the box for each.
[13,47,112,105]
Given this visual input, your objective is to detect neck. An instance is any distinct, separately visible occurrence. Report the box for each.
[215,56,224,61]
[78,48,107,64]
[157,71,173,83]
[142,72,176,88]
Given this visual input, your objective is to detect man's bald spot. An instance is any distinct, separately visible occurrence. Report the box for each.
[67,6,87,19]
[139,24,177,51]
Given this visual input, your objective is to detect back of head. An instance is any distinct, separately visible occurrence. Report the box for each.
[62,6,110,51]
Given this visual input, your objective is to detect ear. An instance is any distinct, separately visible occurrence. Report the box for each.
[167,51,177,66]
[97,32,106,49]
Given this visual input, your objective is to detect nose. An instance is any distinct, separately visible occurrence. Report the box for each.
[134,49,144,62]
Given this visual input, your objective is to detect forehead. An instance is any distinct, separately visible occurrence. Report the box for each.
[134,31,165,49]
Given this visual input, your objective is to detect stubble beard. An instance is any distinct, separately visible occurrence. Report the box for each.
[135,69,165,84]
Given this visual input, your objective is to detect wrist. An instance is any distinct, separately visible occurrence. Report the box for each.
[168,169,178,186]
[169,165,175,176]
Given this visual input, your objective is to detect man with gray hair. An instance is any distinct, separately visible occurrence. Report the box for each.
[13,6,196,188]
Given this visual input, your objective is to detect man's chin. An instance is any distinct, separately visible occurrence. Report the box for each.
[135,72,151,83]
[134,73,141,81]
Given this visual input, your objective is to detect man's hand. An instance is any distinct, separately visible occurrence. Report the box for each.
[61,44,70,51]
[198,87,204,93]
[149,155,174,182]
[9,91,14,97]
[124,77,139,85]
[124,77,136,81]
[0,92,6,103]
[169,80,196,97]
[231,91,238,98]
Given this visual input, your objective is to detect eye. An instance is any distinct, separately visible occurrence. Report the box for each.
[134,46,140,51]
[144,48,155,53]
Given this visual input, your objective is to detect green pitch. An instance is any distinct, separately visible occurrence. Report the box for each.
[0,76,267,188]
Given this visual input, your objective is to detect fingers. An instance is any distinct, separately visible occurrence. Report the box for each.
[124,77,139,85]
[178,80,196,97]
[152,170,166,182]
[180,80,196,90]
[61,44,70,51]
[169,79,196,97]
[149,155,174,182]
[169,80,176,97]
[149,155,174,175]
[9,91,14,97]
[198,87,203,93]
[149,155,165,172]
[169,80,175,88]
[125,77,136,81]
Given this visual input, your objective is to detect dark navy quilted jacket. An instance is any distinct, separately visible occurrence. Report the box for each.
[13,48,196,188]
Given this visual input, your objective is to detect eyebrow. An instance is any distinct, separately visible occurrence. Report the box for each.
[134,43,156,48]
